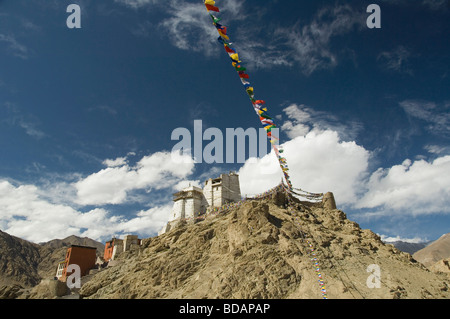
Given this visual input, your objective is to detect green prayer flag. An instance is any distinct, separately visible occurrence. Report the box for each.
[260,113,272,120]
[210,14,221,24]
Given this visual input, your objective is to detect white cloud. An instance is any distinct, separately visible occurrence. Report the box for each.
[0,33,28,59]
[238,127,450,222]
[118,1,364,75]
[425,144,450,155]
[282,5,364,75]
[115,0,245,56]
[235,4,364,74]
[159,3,218,56]
[210,4,366,74]
[281,103,363,141]
[239,130,370,205]
[114,0,159,9]
[240,101,450,222]
[0,150,198,242]
[380,235,427,244]
[173,179,202,191]
[75,151,195,205]
[3,102,46,139]
[380,0,448,10]
[103,157,128,167]
[114,204,172,236]
[0,180,108,242]
[0,179,173,243]
[400,100,450,136]
[356,156,450,215]
[158,0,244,56]
[75,166,137,205]
[17,120,46,139]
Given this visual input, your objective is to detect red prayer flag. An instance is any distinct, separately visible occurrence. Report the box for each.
[224,46,235,53]
[205,4,220,12]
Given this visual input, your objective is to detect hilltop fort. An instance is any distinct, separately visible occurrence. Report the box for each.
[159,172,241,234]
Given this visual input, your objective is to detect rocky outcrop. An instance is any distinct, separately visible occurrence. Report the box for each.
[79,193,450,299]
[0,230,42,288]
[429,258,450,277]
[413,233,450,268]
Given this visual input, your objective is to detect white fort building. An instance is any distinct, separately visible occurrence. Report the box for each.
[159,172,241,235]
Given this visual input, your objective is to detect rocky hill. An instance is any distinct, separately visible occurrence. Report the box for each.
[0,230,42,288]
[413,233,450,268]
[78,191,449,299]
[0,232,104,298]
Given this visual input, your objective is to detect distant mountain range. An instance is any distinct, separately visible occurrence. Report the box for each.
[383,234,450,268]
[388,241,430,255]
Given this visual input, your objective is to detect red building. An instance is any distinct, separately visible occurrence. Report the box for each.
[103,238,122,262]
[57,245,97,282]
[104,235,141,262]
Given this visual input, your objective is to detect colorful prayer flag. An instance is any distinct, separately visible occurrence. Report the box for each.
[205,4,220,12]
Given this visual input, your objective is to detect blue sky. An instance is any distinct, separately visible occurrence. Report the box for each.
[0,0,449,244]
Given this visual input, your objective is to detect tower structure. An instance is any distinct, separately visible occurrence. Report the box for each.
[169,186,206,223]
[159,172,241,235]
[203,172,241,208]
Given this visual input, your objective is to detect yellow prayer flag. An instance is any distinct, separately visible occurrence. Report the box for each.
[218,30,229,40]
[230,53,240,61]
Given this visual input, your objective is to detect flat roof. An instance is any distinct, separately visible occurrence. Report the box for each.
[69,244,97,250]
